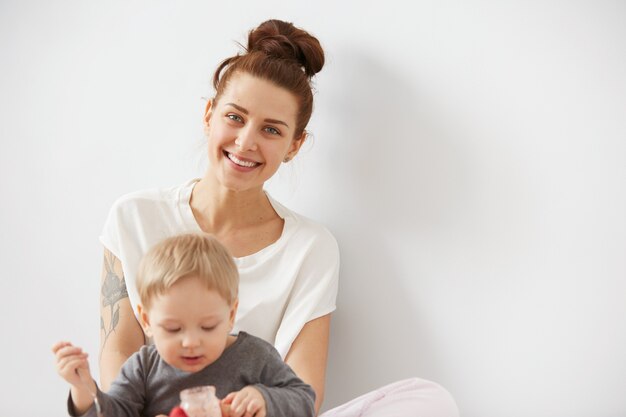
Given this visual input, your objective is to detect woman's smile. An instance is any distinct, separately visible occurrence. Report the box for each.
[224,150,261,169]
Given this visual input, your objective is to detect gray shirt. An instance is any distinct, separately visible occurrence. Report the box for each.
[70,332,315,417]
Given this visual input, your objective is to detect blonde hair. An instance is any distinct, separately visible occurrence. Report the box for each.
[136,233,238,310]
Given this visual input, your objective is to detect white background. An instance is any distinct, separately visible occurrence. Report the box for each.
[1,1,625,416]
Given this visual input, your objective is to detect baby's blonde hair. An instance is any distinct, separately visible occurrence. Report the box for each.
[136,233,238,310]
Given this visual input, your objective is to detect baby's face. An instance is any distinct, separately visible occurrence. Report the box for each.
[141,276,236,373]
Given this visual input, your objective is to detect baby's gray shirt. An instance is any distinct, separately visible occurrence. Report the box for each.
[69,332,315,417]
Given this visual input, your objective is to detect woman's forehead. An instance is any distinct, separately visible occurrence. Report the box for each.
[219,73,299,121]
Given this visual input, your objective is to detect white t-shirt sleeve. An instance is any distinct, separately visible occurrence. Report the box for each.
[273,226,340,358]
[98,195,145,314]
[99,198,123,259]
[98,190,173,314]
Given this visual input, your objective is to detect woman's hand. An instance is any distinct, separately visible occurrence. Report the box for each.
[221,386,266,417]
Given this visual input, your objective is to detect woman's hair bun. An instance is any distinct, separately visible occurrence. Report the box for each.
[247,19,324,78]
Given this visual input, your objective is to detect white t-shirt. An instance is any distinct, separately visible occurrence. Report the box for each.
[100,179,340,358]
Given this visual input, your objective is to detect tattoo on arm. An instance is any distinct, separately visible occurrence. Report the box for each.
[100,251,129,355]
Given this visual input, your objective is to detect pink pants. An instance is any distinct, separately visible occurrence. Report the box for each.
[320,378,459,417]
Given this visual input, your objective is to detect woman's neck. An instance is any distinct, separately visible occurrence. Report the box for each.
[189,175,277,234]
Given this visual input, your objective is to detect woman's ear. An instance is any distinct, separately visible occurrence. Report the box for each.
[203,99,214,127]
[136,304,153,338]
[284,130,308,162]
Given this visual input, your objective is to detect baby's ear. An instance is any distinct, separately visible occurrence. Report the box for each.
[228,299,239,330]
[137,304,153,337]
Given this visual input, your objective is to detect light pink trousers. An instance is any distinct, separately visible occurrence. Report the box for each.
[320,378,459,417]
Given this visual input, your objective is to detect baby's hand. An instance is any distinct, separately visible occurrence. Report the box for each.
[51,341,92,388]
[221,386,266,417]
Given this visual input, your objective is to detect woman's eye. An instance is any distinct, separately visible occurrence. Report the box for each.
[265,126,280,135]
[227,114,243,123]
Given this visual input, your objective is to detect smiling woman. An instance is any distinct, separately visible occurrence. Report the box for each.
[203,73,304,194]
[96,19,458,417]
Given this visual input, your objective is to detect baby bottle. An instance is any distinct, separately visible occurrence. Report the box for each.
[179,385,221,417]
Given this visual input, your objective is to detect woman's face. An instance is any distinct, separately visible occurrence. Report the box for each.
[204,72,305,193]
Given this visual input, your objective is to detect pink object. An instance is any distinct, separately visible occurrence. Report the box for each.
[179,386,221,417]
[320,378,459,417]
[169,406,188,417]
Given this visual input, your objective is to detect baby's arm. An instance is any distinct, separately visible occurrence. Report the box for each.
[222,348,315,417]
[52,341,97,415]
[221,386,266,417]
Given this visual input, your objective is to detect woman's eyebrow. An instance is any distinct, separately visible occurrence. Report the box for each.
[226,102,249,114]
[226,103,289,128]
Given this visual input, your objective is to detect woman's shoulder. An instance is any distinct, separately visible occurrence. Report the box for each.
[109,179,197,212]
[101,179,198,246]
[293,213,339,249]
[268,196,339,254]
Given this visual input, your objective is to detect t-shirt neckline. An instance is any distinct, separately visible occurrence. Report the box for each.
[178,179,295,265]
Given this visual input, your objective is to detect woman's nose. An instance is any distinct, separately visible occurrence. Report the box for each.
[235,126,258,151]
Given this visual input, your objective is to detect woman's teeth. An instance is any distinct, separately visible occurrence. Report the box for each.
[228,153,258,168]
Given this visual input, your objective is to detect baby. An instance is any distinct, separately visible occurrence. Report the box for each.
[53,233,315,417]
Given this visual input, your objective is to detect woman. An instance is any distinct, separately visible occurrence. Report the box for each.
[99,19,458,417]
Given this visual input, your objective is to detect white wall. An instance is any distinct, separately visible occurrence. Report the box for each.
[1,1,625,416]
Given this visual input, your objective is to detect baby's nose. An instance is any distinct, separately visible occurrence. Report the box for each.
[181,332,201,348]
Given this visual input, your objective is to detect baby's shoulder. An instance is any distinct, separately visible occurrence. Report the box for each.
[121,344,161,375]
[233,332,280,360]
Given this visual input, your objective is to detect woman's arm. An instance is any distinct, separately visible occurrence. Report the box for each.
[99,248,145,391]
[284,314,331,415]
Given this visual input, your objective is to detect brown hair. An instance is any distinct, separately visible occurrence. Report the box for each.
[212,19,325,137]
[136,233,238,309]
